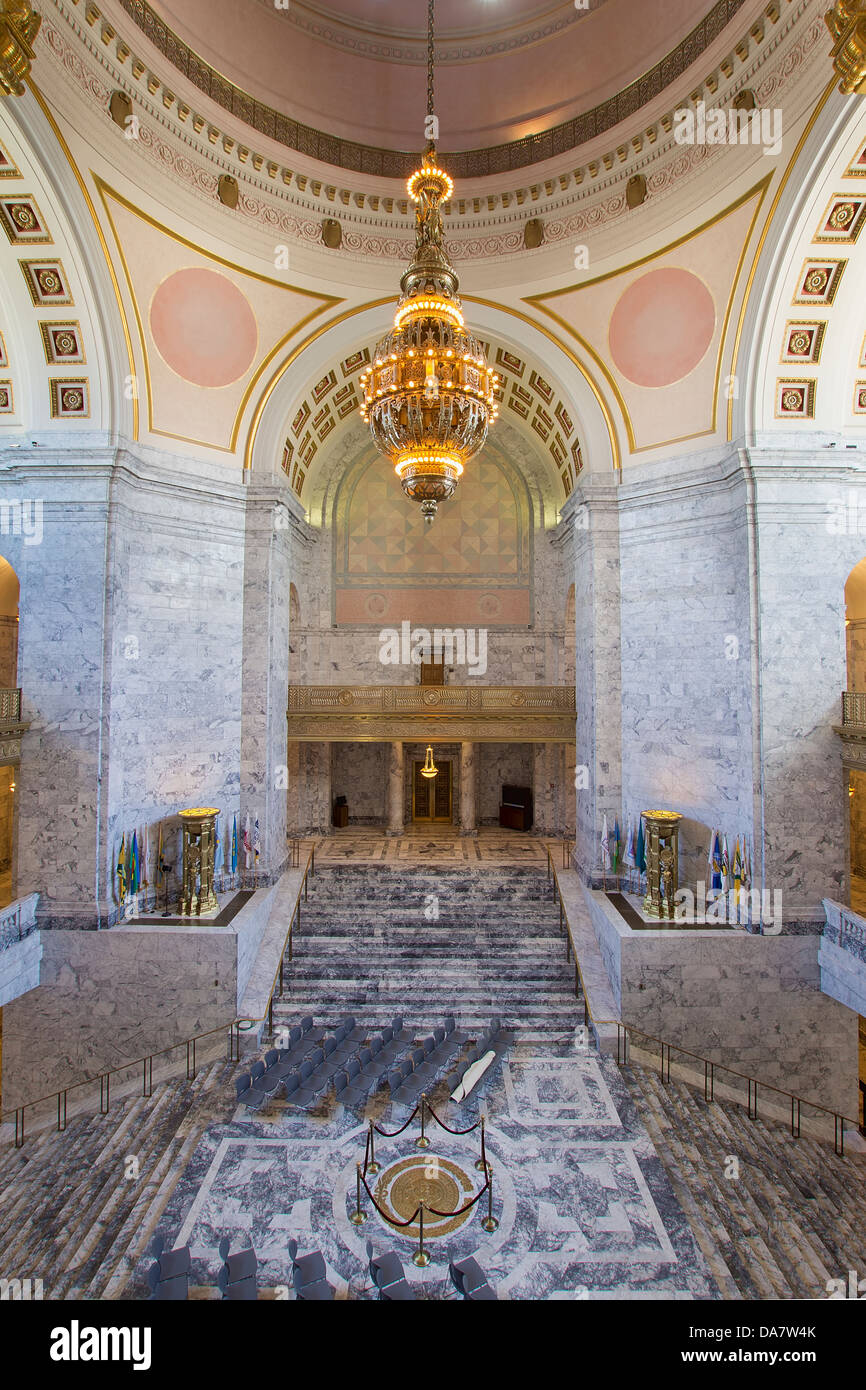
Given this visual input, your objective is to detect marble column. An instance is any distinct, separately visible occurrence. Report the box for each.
[387,741,404,835]
[571,479,622,885]
[459,741,477,836]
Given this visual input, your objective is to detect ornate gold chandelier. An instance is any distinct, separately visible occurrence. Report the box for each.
[359,0,499,524]
[420,745,438,779]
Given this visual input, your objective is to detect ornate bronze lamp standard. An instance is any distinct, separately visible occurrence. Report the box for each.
[178,808,220,917]
[641,810,683,920]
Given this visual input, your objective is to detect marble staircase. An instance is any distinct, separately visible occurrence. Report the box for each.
[0,1057,238,1299]
[279,864,578,1044]
[625,1062,866,1299]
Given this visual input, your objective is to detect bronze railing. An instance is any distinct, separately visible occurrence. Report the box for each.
[545,846,860,1155]
[0,687,22,724]
[7,847,316,1147]
[841,690,866,725]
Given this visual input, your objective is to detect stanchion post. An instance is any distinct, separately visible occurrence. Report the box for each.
[475,1115,487,1172]
[481,1167,499,1233]
[349,1162,367,1225]
[368,1121,380,1174]
[416,1093,431,1149]
[413,1202,431,1267]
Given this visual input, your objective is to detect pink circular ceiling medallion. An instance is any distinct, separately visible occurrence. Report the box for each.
[149,268,258,388]
[608,267,716,389]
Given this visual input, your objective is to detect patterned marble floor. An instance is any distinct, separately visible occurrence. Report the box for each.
[314,827,553,867]
[134,1042,717,1300]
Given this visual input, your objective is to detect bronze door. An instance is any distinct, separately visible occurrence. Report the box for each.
[412,760,452,821]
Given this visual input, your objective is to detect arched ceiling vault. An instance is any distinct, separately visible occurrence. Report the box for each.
[246,297,618,503]
[732,92,866,441]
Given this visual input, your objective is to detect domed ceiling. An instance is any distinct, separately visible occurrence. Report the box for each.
[130,0,748,166]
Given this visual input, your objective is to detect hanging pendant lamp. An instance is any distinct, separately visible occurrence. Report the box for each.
[420,744,438,778]
[359,0,499,524]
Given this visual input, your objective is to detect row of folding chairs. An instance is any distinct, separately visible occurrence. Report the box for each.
[366,1243,497,1300]
[147,1235,259,1301]
[387,1018,462,1107]
[335,1014,461,1110]
[236,1015,411,1113]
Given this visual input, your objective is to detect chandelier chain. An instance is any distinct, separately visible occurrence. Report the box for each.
[427,0,435,124]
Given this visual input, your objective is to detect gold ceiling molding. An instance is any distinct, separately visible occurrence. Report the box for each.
[94,176,342,453]
[243,296,621,474]
[27,79,139,437]
[826,0,866,94]
[0,0,39,97]
[526,178,771,457]
[725,75,838,439]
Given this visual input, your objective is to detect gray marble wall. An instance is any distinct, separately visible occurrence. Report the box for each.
[478,743,532,823]
[748,451,863,926]
[0,923,238,1110]
[101,457,246,924]
[585,889,858,1118]
[617,452,755,893]
[240,486,297,881]
[330,742,387,823]
[286,740,331,836]
[0,443,303,927]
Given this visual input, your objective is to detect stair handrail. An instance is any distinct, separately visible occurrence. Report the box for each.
[4,845,317,1147]
[546,850,861,1155]
[232,842,316,1044]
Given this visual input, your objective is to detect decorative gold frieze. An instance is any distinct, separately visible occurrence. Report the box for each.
[0,0,40,97]
[826,1,866,95]
[287,685,576,744]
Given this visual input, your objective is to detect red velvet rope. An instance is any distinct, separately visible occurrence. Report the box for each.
[426,1174,490,1219]
[357,1163,492,1225]
[372,1103,421,1137]
[358,1169,420,1228]
[423,1099,481,1135]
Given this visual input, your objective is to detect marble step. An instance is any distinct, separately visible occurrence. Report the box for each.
[287,952,570,972]
[625,1063,866,1299]
[0,1059,239,1298]
[2,1083,199,1288]
[305,887,556,904]
[297,917,561,928]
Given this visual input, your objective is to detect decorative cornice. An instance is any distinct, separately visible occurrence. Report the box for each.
[0,0,40,97]
[39,1,824,263]
[115,0,750,178]
[825,0,866,94]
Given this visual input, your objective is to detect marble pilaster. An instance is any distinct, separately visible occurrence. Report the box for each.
[569,480,622,884]
[458,740,476,835]
[240,484,297,883]
[387,740,404,835]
